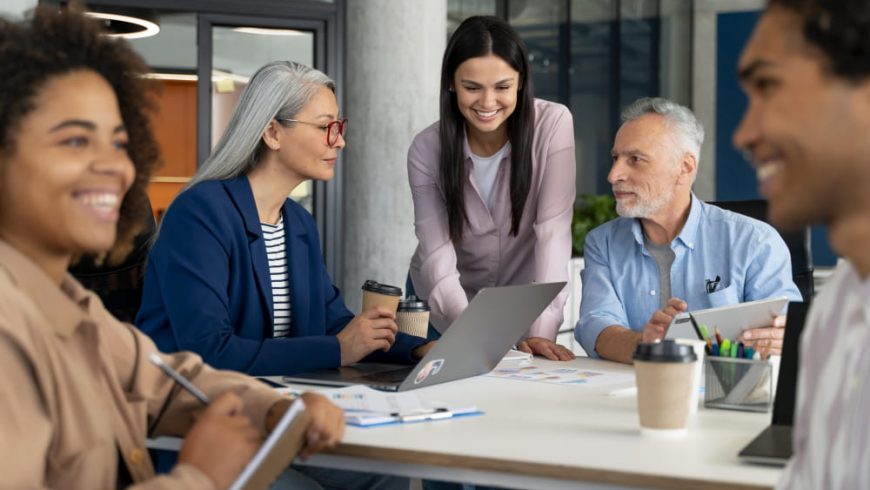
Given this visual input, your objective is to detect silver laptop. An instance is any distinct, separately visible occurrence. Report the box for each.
[283,282,565,392]
[738,301,808,466]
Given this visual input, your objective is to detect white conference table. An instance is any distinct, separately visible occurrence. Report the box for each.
[285,356,783,490]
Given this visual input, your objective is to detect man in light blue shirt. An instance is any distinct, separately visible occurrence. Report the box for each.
[575,97,801,363]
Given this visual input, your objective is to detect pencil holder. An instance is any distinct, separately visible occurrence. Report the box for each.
[704,357,772,413]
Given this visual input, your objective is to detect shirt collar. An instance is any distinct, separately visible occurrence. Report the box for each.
[0,240,92,337]
[675,193,703,250]
[630,193,703,251]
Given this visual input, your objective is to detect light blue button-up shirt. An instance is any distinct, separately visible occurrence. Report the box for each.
[575,194,802,358]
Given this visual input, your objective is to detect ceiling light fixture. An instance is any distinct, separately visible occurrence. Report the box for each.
[232,27,307,36]
[85,11,160,39]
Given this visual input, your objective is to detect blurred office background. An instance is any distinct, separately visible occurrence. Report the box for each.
[1,0,836,314]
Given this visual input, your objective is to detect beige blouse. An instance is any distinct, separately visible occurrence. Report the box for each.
[0,240,287,489]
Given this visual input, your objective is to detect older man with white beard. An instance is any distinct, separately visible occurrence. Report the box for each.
[574,97,801,364]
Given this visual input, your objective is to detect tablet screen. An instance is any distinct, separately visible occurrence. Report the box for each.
[665,296,789,341]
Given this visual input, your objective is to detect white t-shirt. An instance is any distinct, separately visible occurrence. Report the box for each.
[778,261,870,489]
[470,142,510,212]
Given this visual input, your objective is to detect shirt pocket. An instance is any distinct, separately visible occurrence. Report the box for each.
[706,282,739,308]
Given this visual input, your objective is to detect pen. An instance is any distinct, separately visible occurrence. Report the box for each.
[400,411,453,423]
[705,275,721,294]
[714,327,723,345]
[687,313,711,355]
[688,313,705,341]
[720,339,731,357]
[148,352,211,405]
[390,408,452,423]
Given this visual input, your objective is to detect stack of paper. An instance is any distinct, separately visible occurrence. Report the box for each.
[486,365,635,387]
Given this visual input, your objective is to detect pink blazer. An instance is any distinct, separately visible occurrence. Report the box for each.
[408,98,576,339]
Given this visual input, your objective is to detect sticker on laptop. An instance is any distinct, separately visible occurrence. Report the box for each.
[414,359,445,384]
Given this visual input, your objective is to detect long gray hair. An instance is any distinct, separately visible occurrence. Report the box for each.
[187,61,335,188]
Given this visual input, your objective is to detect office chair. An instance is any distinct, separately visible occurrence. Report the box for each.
[69,200,156,323]
[710,199,814,301]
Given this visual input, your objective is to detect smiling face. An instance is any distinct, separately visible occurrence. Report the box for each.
[272,85,345,183]
[609,114,688,219]
[0,70,134,274]
[452,54,520,143]
[733,6,870,231]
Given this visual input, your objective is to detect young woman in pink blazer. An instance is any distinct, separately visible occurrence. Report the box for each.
[408,16,577,361]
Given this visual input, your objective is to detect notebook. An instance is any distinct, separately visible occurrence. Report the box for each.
[738,301,808,466]
[283,282,566,392]
[229,398,309,490]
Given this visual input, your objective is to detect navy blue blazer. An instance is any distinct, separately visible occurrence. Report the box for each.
[136,176,425,375]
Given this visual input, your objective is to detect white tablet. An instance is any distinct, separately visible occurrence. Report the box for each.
[665,296,789,341]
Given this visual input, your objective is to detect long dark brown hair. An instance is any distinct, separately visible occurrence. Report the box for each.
[439,16,535,242]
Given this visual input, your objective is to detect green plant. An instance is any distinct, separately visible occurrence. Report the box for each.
[571,194,618,256]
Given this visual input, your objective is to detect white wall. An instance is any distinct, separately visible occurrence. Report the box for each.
[341,0,447,310]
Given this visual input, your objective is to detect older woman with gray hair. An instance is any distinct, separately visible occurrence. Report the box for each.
[136,61,429,487]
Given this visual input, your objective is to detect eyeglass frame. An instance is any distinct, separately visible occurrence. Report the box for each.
[277,117,348,147]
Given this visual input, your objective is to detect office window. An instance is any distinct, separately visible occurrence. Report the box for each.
[509,1,567,103]
[448,0,497,35]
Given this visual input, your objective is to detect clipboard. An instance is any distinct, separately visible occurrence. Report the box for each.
[229,399,310,490]
[345,405,482,427]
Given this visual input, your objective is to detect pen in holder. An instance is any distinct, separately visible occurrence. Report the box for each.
[704,357,773,413]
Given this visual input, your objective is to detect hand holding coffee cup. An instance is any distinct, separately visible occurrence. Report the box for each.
[633,340,697,436]
[336,307,399,365]
[335,280,404,365]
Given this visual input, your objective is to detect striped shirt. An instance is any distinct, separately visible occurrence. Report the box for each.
[261,217,291,338]
[778,261,870,489]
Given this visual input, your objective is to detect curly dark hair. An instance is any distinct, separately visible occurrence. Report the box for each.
[0,4,160,265]
[769,0,870,80]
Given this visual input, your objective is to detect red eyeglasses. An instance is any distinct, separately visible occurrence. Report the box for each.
[279,117,348,147]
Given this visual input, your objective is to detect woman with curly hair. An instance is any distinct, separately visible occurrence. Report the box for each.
[0,5,343,489]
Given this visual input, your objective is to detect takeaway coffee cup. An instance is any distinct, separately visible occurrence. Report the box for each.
[675,339,706,415]
[361,280,402,313]
[396,295,430,338]
[633,340,697,436]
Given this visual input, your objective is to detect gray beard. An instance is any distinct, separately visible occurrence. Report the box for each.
[615,187,674,219]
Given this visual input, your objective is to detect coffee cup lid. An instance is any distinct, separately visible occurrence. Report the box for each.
[633,340,697,363]
[361,280,402,297]
[398,295,429,312]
